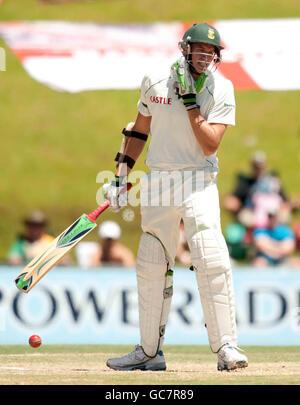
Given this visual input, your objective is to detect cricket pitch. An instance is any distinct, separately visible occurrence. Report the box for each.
[0,345,299,385]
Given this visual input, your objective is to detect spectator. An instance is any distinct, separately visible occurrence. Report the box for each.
[245,171,290,229]
[224,151,268,214]
[75,241,99,268]
[90,221,135,268]
[7,211,54,265]
[223,152,293,262]
[224,222,250,262]
[223,152,289,227]
[252,208,295,267]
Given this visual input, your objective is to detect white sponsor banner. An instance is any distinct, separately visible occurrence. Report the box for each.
[215,18,300,90]
[0,21,182,92]
[0,19,299,92]
[0,267,300,345]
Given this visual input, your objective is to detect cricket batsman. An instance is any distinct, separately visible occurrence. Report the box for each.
[103,22,248,371]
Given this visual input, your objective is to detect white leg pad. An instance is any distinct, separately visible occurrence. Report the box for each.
[136,232,173,357]
[190,228,237,352]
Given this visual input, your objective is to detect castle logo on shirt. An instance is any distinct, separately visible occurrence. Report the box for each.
[150,96,172,105]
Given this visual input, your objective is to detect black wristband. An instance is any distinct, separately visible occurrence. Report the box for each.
[114,152,122,162]
[115,153,136,169]
[120,154,135,169]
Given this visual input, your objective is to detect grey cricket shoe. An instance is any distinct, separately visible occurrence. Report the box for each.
[106,345,166,371]
[217,343,248,371]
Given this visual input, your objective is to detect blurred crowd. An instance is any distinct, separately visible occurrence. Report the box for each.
[6,152,300,269]
[173,151,300,269]
[222,151,300,268]
[7,211,136,269]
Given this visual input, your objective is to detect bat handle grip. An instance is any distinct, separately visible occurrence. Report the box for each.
[87,183,132,223]
[87,200,110,222]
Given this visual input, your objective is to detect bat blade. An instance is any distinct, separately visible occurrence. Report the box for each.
[15,214,97,293]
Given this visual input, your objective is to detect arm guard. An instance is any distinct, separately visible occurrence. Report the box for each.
[114,122,149,168]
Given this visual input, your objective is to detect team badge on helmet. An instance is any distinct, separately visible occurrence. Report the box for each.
[207,28,215,40]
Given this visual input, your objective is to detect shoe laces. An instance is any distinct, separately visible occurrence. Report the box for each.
[128,345,146,361]
[220,343,245,353]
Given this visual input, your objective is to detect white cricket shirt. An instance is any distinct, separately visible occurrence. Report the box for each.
[137,69,235,172]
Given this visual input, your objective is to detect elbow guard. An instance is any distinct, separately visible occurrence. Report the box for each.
[114,122,149,168]
[121,127,149,142]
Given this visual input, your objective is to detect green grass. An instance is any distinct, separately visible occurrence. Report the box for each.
[0,1,299,260]
[0,345,300,385]
[1,0,299,21]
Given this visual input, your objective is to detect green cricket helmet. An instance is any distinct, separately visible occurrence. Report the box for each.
[179,23,223,73]
[182,23,224,52]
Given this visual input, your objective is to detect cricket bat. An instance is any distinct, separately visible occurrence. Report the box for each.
[15,184,131,293]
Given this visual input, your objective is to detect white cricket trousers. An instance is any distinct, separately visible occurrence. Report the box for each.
[136,169,237,354]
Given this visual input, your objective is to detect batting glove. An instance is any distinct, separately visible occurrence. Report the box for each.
[171,57,208,110]
[102,176,128,213]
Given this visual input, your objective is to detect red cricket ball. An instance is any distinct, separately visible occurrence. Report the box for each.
[29,335,42,348]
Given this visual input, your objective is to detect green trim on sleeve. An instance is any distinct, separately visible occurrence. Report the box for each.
[205,86,214,100]
[145,78,168,95]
